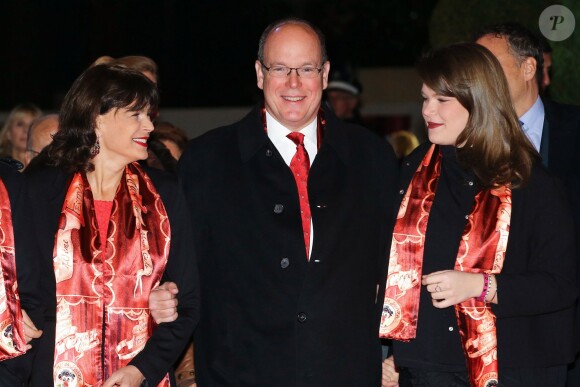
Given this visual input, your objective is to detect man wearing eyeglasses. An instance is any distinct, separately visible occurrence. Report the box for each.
[150,17,398,386]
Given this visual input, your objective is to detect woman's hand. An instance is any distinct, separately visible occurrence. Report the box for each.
[382,355,399,387]
[102,365,145,387]
[422,270,483,308]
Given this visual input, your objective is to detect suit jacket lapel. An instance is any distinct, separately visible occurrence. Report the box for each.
[238,107,270,163]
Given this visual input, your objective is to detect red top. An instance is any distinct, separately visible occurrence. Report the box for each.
[94,200,113,249]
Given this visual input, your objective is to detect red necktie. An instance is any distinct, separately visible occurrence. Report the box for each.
[287,132,311,260]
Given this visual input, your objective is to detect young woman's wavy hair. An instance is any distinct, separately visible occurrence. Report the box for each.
[418,43,538,188]
[45,64,159,173]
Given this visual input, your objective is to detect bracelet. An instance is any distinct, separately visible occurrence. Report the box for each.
[485,274,494,302]
[488,275,497,302]
[476,273,490,302]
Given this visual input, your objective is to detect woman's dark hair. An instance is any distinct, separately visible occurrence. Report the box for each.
[46,64,159,173]
[417,42,538,188]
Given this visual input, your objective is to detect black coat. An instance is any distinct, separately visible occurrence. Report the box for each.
[543,99,580,350]
[542,98,580,187]
[393,143,577,370]
[21,165,200,385]
[178,106,398,386]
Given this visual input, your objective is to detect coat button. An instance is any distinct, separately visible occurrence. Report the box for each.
[297,312,307,323]
[274,204,284,214]
[281,258,290,268]
[399,189,405,195]
[266,149,272,156]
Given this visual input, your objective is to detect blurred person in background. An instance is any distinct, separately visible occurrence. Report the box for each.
[324,68,364,125]
[538,36,553,94]
[387,130,420,160]
[152,121,188,160]
[24,114,59,168]
[93,55,158,84]
[0,104,42,169]
[146,121,188,173]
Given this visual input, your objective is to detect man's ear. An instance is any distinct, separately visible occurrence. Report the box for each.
[255,60,265,90]
[321,61,330,90]
[522,57,537,82]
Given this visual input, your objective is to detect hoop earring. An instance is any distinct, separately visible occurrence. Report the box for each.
[90,138,100,157]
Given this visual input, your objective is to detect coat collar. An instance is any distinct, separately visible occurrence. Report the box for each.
[237,104,350,164]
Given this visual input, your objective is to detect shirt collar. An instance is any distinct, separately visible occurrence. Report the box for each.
[518,96,544,151]
[519,96,544,133]
[265,111,318,149]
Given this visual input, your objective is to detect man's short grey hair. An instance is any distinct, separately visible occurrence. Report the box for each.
[473,22,543,86]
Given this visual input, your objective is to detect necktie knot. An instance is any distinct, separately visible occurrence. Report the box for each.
[287,132,305,146]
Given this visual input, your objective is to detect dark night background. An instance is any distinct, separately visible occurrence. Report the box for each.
[0,0,437,110]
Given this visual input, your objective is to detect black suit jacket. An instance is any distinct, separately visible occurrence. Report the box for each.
[542,98,580,187]
[543,98,580,350]
[178,106,398,386]
[21,165,200,385]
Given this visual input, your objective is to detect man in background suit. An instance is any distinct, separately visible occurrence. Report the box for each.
[151,18,398,386]
[476,22,580,386]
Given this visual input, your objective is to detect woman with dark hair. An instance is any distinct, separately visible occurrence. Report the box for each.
[380,43,576,387]
[25,64,199,386]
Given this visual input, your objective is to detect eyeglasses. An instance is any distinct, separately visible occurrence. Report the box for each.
[260,62,323,79]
